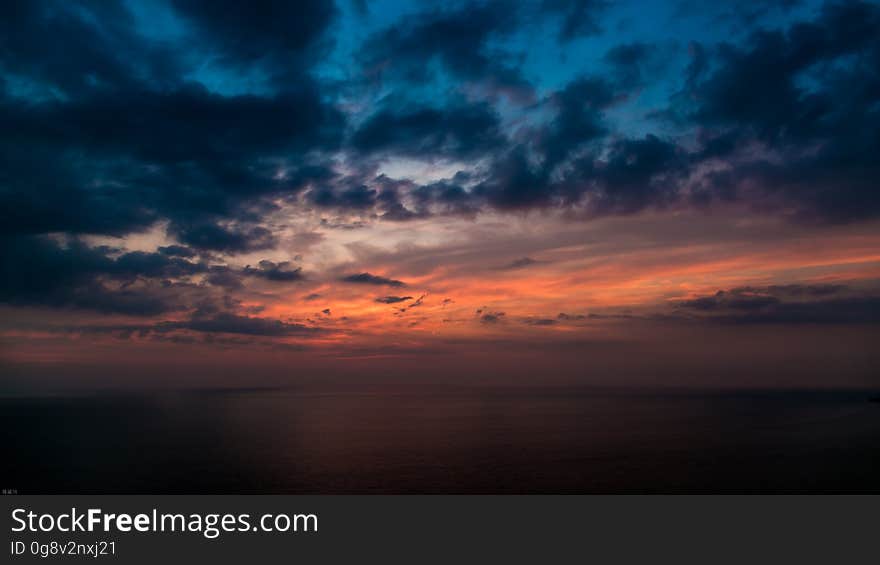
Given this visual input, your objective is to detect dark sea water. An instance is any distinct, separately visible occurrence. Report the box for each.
[3,386,880,493]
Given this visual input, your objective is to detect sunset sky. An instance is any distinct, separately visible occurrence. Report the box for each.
[2,0,879,391]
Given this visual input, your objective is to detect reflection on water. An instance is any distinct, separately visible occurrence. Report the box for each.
[3,386,880,493]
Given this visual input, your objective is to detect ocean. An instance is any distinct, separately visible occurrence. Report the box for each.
[3,386,879,493]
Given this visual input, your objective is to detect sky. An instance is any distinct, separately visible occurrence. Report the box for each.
[1,0,879,391]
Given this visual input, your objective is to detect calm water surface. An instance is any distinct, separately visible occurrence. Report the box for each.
[3,386,879,493]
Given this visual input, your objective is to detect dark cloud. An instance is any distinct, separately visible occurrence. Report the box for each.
[203,266,244,289]
[557,313,586,321]
[378,191,429,222]
[524,312,588,325]
[524,317,557,326]
[350,0,369,17]
[680,290,781,312]
[359,1,533,100]
[5,0,875,251]
[303,293,322,301]
[170,0,337,84]
[586,312,636,320]
[319,218,369,230]
[675,0,803,29]
[458,2,880,223]
[62,318,324,345]
[480,311,506,324]
[307,184,378,211]
[541,0,609,41]
[159,313,320,336]
[411,177,481,218]
[604,42,651,69]
[203,259,306,289]
[491,257,542,271]
[472,76,619,211]
[587,134,687,214]
[676,285,880,324]
[175,223,274,253]
[243,260,303,282]
[108,251,207,280]
[680,284,847,309]
[395,294,426,314]
[603,42,667,88]
[0,235,201,315]
[0,233,310,315]
[478,148,554,209]
[340,272,407,287]
[0,0,343,249]
[351,101,505,159]
[158,245,198,258]
[453,0,880,225]
[4,0,878,249]
[675,0,880,222]
[0,2,178,99]
[543,76,616,166]
[375,296,413,304]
